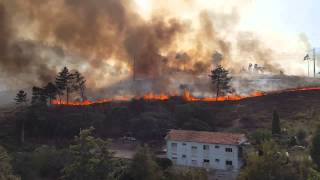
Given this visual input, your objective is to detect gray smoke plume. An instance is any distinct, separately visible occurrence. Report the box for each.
[0,0,313,98]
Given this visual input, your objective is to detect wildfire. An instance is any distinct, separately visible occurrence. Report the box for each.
[52,99,95,106]
[182,90,264,102]
[143,92,170,101]
[51,87,320,106]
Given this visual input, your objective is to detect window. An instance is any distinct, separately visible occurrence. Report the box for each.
[226,160,233,166]
[225,148,233,152]
[203,145,209,150]
[171,143,177,154]
[203,159,210,167]
[203,159,210,163]
[182,154,187,158]
[215,159,220,163]
[182,142,187,146]
[191,146,197,156]
[215,145,220,149]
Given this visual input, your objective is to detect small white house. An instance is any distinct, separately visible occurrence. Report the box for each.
[165,129,247,171]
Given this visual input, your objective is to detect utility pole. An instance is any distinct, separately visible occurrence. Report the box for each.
[308,59,310,77]
[313,48,316,78]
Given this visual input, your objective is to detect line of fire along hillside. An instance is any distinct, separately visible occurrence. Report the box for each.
[51,87,320,106]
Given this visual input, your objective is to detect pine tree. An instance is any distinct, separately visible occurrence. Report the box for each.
[55,67,75,104]
[209,65,232,100]
[73,71,86,102]
[65,72,76,105]
[272,110,281,135]
[44,82,57,105]
[14,90,28,144]
[14,90,27,105]
[55,67,69,104]
[31,86,47,106]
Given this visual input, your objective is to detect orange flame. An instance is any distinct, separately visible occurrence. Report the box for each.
[51,87,320,106]
[143,92,169,101]
[182,90,264,102]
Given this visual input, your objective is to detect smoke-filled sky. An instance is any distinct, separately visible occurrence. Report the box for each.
[0,0,318,92]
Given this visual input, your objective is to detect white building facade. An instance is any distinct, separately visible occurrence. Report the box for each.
[166,129,247,171]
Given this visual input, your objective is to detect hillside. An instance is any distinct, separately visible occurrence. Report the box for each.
[1,89,320,145]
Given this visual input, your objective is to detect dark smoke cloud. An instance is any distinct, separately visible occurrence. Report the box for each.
[0,3,57,87]
[0,0,189,89]
[124,18,186,78]
[0,0,297,97]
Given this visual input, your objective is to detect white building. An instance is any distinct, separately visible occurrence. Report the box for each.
[166,129,247,171]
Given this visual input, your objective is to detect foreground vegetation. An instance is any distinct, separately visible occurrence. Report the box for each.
[3,123,320,180]
[1,127,207,180]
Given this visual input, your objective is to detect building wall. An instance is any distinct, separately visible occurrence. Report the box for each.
[166,140,242,170]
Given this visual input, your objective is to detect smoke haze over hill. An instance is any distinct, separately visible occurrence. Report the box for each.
[0,0,313,97]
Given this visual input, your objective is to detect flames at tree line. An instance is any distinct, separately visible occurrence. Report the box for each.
[51,87,320,106]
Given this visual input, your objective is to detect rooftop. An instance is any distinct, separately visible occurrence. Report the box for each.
[166,129,246,145]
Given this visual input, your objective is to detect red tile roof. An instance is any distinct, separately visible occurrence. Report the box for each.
[166,129,246,145]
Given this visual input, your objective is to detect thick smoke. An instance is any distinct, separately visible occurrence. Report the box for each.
[0,0,312,97]
[237,32,283,74]
[1,0,189,88]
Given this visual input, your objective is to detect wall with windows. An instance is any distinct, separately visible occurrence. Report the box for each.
[166,140,242,170]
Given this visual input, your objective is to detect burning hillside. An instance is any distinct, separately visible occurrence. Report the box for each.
[51,87,320,106]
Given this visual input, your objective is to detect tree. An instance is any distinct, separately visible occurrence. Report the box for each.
[128,145,163,180]
[73,71,86,102]
[31,86,47,107]
[0,146,20,180]
[311,126,320,168]
[55,67,75,104]
[61,127,117,180]
[272,110,281,135]
[239,141,295,180]
[14,90,27,105]
[13,146,69,180]
[55,67,69,104]
[130,112,173,141]
[43,82,57,105]
[14,90,28,143]
[296,129,308,146]
[251,129,272,145]
[209,65,232,100]
[65,71,76,105]
[308,169,320,180]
